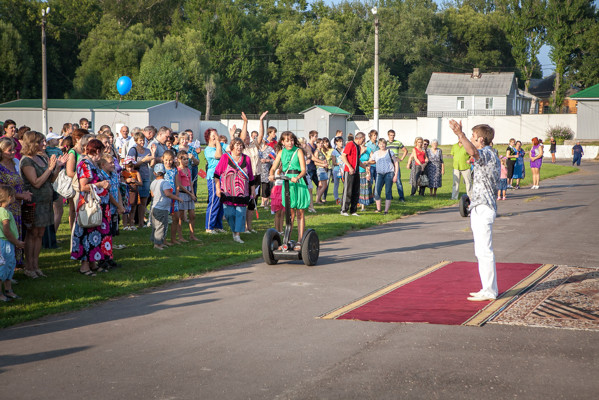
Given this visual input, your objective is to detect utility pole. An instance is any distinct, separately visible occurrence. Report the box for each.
[372,7,379,133]
[41,7,50,135]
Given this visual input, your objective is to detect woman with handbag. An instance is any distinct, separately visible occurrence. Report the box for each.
[65,128,88,229]
[426,139,444,197]
[20,131,66,278]
[408,137,429,196]
[372,139,399,214]
[70,139,112,276]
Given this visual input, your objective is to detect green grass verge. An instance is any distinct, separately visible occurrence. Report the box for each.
[0,162,577,328]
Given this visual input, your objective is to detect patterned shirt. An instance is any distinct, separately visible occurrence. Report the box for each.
[469,146,500,212]
[373,150,396,174]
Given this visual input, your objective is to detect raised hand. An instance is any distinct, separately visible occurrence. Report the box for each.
[259,111,268,120]
[241,111,248,122]
[229,124,237,136]
[449,119,463,135]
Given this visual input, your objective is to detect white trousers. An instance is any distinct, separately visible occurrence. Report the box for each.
[470,205,498,298]
[452,169,473,200]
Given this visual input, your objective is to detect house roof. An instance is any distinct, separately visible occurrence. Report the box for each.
[569,83,599,99]
[0,99,171,110]
[425,72,515,96]
[300,105,351,115]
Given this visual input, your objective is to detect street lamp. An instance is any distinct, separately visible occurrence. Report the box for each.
[372,6,379,133]
[41,6,50,135]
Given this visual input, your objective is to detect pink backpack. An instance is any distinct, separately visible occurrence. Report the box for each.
[220,154,250,200]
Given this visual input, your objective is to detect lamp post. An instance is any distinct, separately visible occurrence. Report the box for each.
[372,7,379,133]
[41,6,50,135]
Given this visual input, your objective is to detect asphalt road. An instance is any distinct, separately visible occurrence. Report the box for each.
[1,161,598,400]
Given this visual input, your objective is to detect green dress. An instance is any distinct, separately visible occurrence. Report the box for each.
[281,146,310,209]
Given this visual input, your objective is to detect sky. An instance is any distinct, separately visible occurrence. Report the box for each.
[321,0,555,77]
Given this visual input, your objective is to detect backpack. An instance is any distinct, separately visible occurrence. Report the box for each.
[220,154,250,203]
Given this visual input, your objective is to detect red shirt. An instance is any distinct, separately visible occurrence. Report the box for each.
[342,141,360,173]
[266,140,277,150]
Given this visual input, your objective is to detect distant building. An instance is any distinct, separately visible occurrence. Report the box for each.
[300,106,351,139]
[570,83,599,140]
[0,99,202,140]
[528,74,579,114]
[425,68,533,117]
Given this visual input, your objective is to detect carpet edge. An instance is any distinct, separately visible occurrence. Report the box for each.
[462,263,556,327]
[317,260,452,320]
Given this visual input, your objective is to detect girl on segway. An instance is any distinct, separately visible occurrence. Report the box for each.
[269,132,310,251]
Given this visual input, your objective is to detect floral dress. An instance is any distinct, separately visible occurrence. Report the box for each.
[0,162,24,265]
[426,148,444,188]
[164,167,179,213]
[70,159,113,262]
[359,148,374,205]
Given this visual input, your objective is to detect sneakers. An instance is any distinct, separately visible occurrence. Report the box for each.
[467,291,496,301]
[351,213,360,216]
[340,212,349,216]
[233,235,244,244]
[531,185,539,190]
[206,229,218,234]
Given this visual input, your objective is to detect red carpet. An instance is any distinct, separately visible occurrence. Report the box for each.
[325,261,547,326]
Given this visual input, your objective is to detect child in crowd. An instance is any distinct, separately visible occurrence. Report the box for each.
[176,151,198,241]
[122,157,141,230]
[270,168,284,233]
[150,164,182,250]
[0,185,24,302]
[498,157,508,201]
[162,150,182,245]
[45,133,63,158]
[259,141,275,209]
[313,138,329,204]
[99,156,125,265]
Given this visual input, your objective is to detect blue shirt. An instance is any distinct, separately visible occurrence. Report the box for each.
[204,143,226,179]
[359,147,372,173]
[366,141,379,154]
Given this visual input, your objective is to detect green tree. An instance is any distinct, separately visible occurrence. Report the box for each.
[570,19,599,88]
[545,0,596,112]
[0,20,35,102]
[356,65,401,117]
[496,0,546,91]
[72,15,155,99]
[442,5,515,71]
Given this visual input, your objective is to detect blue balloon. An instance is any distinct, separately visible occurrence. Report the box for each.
[116,76,132,96]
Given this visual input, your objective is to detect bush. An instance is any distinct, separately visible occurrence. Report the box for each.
[546,125,574,144]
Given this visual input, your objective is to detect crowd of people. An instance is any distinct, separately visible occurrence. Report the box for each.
[0,114,579,301]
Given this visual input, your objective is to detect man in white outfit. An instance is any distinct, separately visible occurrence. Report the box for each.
[449,120,500,301]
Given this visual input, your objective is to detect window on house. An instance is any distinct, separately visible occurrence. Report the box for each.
[485,97,493,110]
[457,97,465,110]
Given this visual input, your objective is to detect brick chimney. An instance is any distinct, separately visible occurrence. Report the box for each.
[472,68,481,79]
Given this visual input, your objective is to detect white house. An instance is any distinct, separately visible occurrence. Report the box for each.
[0,99,203,140]
[425,69,533,117]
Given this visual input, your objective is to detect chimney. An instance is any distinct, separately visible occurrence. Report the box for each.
[472,68,481,79]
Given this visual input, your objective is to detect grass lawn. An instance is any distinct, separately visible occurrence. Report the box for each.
[0,160,578,328]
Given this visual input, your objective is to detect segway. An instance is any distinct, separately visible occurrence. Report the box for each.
[262,175,319,266]
[459,194,470,217]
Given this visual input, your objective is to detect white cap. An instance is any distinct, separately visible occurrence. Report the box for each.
[46,132,63,141]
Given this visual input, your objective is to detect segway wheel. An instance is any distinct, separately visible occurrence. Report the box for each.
[301,229,319,266]
[262,228,281,265]
[459,194,470,217]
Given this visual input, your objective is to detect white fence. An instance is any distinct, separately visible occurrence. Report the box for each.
[200,114,578,146]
